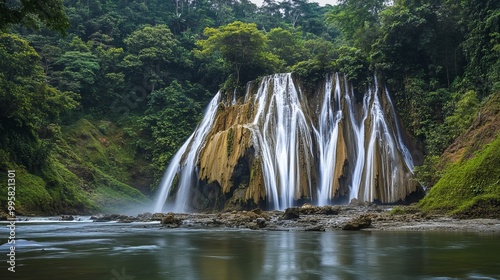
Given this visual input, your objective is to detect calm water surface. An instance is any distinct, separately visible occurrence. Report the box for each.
[1,219,499,279]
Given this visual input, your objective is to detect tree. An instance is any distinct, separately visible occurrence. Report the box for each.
[141,80,204,175]
[0,0,69,33]
[460,0,500,96]
[334,46,369,84]
[123,24,191,92]
[196,21,279,85]
[53,51,100,91]
[292,37,336,81]
[327,0,385,51]
[266,27,305,70]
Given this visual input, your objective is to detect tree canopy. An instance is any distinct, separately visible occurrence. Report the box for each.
[196,21,279,86]
[0,0,70,33]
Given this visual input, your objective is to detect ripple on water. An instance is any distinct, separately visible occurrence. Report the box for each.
[110,245,159,254]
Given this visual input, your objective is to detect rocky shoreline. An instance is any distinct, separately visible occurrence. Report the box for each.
[82,204,500,233]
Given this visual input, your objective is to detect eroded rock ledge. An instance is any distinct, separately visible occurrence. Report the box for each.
[85,205,500,233]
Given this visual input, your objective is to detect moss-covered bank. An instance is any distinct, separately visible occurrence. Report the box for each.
[419,93,500,218]
[419,135,500,217]
[0,118,152,215]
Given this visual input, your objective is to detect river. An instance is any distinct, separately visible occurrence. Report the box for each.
[1,218,499,279]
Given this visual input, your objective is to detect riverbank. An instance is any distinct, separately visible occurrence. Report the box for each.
[150,205,500,233]
[13,204,497,233]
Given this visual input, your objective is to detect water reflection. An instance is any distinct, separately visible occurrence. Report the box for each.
[0,222,499,279]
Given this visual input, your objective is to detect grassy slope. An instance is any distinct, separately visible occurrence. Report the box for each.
[0,118,153,215]
[58,118,154,213]
[419,93,500,217]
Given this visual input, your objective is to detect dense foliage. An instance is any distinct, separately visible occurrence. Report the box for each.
[0,0,498,214]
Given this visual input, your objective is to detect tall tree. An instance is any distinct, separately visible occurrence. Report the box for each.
[266,27,305,70]
[123,24,192,92]
[196,21,279,85]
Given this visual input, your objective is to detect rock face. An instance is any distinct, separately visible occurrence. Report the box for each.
[342,215,373,230]
[154,73,422,212]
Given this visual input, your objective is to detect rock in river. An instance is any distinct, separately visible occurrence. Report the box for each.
[342,215,372,230]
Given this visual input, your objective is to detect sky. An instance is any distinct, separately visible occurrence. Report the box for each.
[248,0,339,7]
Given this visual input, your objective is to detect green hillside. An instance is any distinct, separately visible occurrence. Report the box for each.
[0,118,151,215]
[419,93,500,217]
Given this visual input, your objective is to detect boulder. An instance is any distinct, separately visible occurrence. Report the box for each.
[251,208,263,215]
[151,213,167,221]
[282,207,300,220]
[60,215,74,221]
[161,213,182,227]
[118,216,137,223]
[92,214,130,222]
[246,222,259,230]
[342,215,372,230]
[299,205,340,215]
[136,212,153,221]
[256,217,266,228]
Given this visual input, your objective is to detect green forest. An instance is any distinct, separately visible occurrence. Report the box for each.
[0,0,499,216]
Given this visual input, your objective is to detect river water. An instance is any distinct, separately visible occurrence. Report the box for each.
[1,219,499,279]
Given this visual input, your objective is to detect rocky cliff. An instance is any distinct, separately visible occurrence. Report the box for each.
[154,73,423,212]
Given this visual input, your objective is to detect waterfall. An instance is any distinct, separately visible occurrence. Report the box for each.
[316,74,342,206]
[249,74,314,209]
[153,73,418,212]
[153,92,221,213]
[347,80,370,203]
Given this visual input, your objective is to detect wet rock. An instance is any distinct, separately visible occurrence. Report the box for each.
[211,218,224,226]
[136,212,153,221]
[305,225,325,231]
[299,205,340,215]
[348,198,371,207]
[246,222,259,230]
[321,206,340,215]
[60,215,74,221]
[342,215,372,230]
[259,212,271,221]
[251,208,263,215]
[282,207,300,220]
[161,213,182,227]
[151,213,167,221]
[256,217,266,228]
[245,211,260,220]
[92,214,130,222]
[119,216,137,223]
[301,203,314,209]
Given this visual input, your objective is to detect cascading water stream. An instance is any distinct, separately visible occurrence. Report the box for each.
[384,87,414,171]
[316,74,343,206]
[347,82,371,202]
[250,74,314,209]
[153,92,221,213]
[362,78,401,202]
